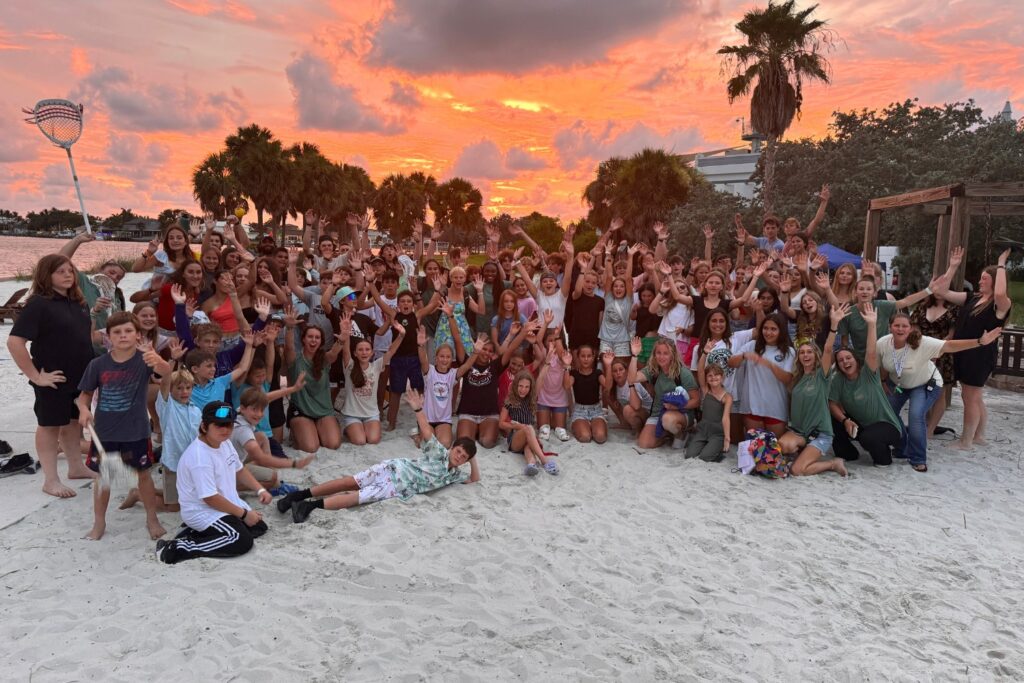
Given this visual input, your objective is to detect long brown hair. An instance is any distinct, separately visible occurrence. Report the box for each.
[754,313,793,356]
[299,324,327,380]
[131,301,160,346]
[30,254,85,304]
[890,312,922,350]
[348,339,373,389]
[162,225,195,265]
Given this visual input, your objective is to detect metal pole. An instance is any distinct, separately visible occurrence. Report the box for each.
[65,147,91,234]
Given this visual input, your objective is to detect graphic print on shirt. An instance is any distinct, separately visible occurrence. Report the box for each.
[432,380,450,402]
[706,347,735,377]
[99,369,145,413]
[466,364,495,388]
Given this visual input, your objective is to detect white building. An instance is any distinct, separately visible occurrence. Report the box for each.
[691,131,764,200]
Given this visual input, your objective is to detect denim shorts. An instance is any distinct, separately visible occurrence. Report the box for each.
[342,414,381,428]
[806,432,834,455]
[571,403,607,424]
[537,404,568,414]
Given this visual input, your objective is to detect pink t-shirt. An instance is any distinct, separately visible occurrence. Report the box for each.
[517,296,538,321]
[537,354,569,408]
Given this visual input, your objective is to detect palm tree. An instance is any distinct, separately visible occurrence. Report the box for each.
[430,178,482,247]
[718,0,833,213]
[287,142,334,236]
[372,172,437,242]
[321,163,377,227]
[224,124,286,237]
[192,151,241,218]
[582,149,690,243]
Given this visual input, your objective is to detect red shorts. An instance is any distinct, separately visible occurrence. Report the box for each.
[745,414,784,427]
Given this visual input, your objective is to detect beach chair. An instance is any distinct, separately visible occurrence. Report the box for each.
[0,288,28,324]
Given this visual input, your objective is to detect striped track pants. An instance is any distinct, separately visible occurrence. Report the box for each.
[162,515,267,564]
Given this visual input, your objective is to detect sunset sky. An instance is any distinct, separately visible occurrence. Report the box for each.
[1,0,1021,223]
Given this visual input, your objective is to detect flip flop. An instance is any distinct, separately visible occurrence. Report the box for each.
[911,463,928,473]
[524,463,540,477]
[544,461,560,476]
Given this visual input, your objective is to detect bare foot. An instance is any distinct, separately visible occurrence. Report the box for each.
[42,480,77,498]
[384,424,396,433]
[832,459,848,477]
[148,519,167,540]
[118,488,140,510]
[67,464,97,480]
[973,437,988,446]
[952,441,973,451]
[84,523,105,540]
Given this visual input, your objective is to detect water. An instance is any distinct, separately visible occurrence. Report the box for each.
[0,236,146,279]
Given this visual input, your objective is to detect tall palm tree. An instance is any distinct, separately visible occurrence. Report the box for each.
[224,124,286,237]
[718,0,833,213]
[322,163,377,227]
[372,172,437,242]
[430,178,482,247]
[582,150,690,243]
[192,151,241,218]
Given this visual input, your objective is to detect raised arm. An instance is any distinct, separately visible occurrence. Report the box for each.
[60,231,94,259]
[820,303,847,374]
[286,250,307,299]
[778,273,797,320]
[940,326,1003,356]
[282,306,298,367]
[994,248,1012,317]
[702,224,714,263]
[381,318,407,366]
[229,329,256,383]
[514,260,540,300]
[510,220,546,267]
[805,184,830,237]
[559,242,576,299]
[456,336,484,378]
[651,220,668,261]
[861,303,880,372]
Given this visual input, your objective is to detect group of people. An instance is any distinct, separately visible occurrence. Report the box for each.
[6,195,1011,562]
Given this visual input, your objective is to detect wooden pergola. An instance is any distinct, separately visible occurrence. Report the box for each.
[863,181,1024,286]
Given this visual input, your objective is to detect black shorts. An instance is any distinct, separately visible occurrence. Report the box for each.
[269,398,286,429]
[32,385,80,428]
[389,355,424,393]
[86,437,155,473]
[286,402,326,424]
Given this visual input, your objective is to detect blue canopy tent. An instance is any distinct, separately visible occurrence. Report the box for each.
[816,243,862,270]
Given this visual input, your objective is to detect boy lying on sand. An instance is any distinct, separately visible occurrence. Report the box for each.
[277,386,481,523]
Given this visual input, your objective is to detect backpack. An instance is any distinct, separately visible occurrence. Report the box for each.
[747,429,789,479]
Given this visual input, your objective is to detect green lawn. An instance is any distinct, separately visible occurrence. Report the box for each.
[1010,280,1024,328]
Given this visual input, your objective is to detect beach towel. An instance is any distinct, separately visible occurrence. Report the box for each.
[735,439,755,474]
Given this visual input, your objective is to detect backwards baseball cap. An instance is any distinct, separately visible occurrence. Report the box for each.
[540,271,557,281]
[202,401,236,426]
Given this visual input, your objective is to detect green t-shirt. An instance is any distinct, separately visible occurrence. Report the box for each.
[828,365,901,433]
[289,352,333,418]
[837,300,897,358]
[388,436,468,500]
[641,365,698,419]
[789,367,833,437]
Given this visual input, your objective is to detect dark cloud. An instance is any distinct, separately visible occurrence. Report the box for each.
[285,53,405,134]
[634,66,680,92]
[505,146,548,171]
[554,121,706,170]
[386,81,422,109]
[0,115,38,163]
[367,0,690,74]
[104,132,171,180]
[70,66,247,132]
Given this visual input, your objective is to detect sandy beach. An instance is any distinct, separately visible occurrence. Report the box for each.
[0,275,1022,682]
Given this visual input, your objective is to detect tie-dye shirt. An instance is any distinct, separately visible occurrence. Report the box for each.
[386,437,469,500]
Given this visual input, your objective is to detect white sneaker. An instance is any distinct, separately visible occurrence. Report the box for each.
[539,425,551,440]
[555,427,571,442]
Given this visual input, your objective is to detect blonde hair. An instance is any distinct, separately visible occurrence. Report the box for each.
[791,341,822,385]
[646,338,682,381]
[831,263,857,300]
[170,369,195,388]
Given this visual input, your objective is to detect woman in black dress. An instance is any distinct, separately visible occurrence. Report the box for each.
[940,248,1012,449]
[7,255,96,498]
[909,294,959,437]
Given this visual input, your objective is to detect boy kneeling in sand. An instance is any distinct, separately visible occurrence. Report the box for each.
[278,387,481,523]
[155,402,272,564]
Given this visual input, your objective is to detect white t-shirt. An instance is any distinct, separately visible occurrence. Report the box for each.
[615,382,653,412]
[344,357,384,418]
[424,365,458,423]
[739,340,795,422]
[658,302,694,341]
[535,290,567,329]
[877,334,945,389]
[369,295,398,356]
[176,437,249,532]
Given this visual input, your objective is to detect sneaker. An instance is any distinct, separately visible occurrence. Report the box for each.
[524,463,540,477]
[276,490,304,514]
[154,539,170,563]
[269,482,300,497]
[554,427,571,442]
[538,425,551,440]
[0,440,12,456]
[292,499,317,524]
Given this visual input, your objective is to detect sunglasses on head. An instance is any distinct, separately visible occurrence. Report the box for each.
[213,406,232,420]
[345,293,357,301]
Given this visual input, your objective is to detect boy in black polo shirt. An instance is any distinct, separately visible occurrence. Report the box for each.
[78,312,171,541]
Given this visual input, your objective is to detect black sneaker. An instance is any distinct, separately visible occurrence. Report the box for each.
[0,440,12,456]
[154,539,170,563]
[277,490,302,514]
[292,500,317,524]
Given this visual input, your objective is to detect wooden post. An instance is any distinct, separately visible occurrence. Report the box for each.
[862,208,881,262]
[933,214,951,278]
[948,196,969,288]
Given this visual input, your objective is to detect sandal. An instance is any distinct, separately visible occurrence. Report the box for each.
[524,463,540,477]
[911,463,928,473]
[544,461,560,476]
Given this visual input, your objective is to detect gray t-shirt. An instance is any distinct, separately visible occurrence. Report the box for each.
[230,415,258,463]
[78,352,154,442]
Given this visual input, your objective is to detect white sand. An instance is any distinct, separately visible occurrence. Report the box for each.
[1,275,1022,681]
